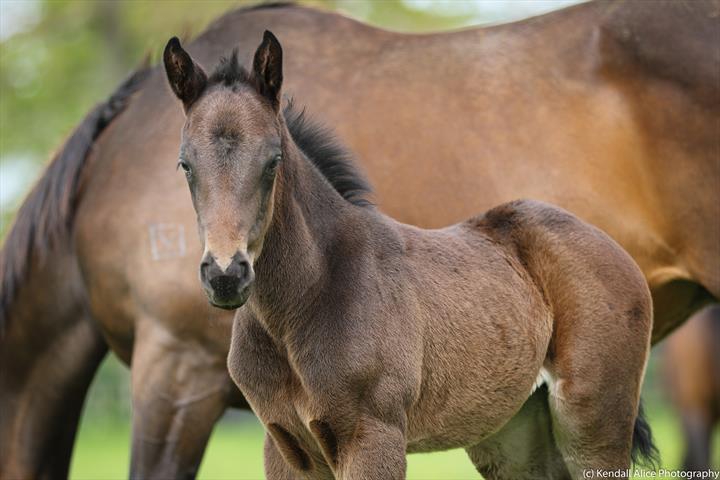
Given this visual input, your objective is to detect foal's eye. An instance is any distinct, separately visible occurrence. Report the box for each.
[265,154,282,175]
[177,160,192,176]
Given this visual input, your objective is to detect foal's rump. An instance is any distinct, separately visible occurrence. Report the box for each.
[402,199,652,467]
[474,198,653,340]
[474,199,653,370]
[472,199,654,470]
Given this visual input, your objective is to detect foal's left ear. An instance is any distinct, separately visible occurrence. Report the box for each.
[163,37,208,112]
[252,31,283,112]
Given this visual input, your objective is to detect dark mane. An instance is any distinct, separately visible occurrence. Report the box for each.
[208,53,373,208]
[283,101,373,207]
[0,66,151,328]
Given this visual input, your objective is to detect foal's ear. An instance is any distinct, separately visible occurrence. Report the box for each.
[252,30,283,112]
[163,37,208,112]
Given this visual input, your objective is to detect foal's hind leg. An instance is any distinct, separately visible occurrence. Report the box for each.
[129,321,236,480]
[465,387,569,480]
[544,296,652,476]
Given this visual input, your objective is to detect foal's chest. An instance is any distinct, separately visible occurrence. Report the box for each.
[228,319,338,472]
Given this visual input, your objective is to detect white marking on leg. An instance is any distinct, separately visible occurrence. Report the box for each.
[531,367,555,395]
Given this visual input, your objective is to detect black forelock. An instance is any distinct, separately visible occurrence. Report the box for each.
[208,49,251,87]
[207,50,373,208]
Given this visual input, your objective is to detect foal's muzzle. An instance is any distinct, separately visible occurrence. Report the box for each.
[200,252,254,310]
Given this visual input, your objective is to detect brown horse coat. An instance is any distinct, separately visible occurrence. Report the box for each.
[167,32,655,478]
[1,1,717,477]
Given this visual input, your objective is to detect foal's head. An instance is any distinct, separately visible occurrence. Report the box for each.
[163,32,284,309]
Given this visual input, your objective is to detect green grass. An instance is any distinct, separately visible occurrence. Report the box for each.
[69,406,719,480]
[67,352,719,479]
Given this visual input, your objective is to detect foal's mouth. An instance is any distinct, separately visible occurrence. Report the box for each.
[206,284,252,310]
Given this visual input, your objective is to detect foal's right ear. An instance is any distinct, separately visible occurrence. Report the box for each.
[251,31,283,112]
[163,37,208,112]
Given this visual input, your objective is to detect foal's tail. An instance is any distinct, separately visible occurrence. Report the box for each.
[0,64,151,330]
[631,399,660,469]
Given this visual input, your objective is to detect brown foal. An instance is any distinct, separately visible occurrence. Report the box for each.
[3,1,715,476]
[165,32,656,479]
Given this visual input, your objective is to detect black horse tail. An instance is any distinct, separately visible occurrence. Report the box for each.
[0,64,151,330]
[631,398,660,468]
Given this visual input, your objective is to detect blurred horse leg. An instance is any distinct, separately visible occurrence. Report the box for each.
[681,414,712,470]
[0,315,106,479]
[662,304,720,470]
[466,386,569,480]
[1,254,107,479]
[128,321,236,480]
[1,63,151,479]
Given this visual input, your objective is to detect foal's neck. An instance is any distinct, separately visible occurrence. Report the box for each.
[248,133,380,339]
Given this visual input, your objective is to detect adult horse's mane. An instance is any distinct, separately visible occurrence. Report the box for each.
[0,66,151,328]
[209,50,373,208]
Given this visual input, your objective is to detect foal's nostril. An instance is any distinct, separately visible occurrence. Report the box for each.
[227,258,249,279]
[225,254,252,282]
[208,275,242,300]
[200,258,212,279]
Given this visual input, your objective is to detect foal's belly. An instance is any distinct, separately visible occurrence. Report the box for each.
[405,362,545,453]
[402,268,553,451]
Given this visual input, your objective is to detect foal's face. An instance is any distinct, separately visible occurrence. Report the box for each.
[164,32,284,309]
[180,87,281,309]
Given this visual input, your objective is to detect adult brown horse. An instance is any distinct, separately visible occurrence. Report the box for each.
[1,0,717,478]
[662,304,720,470]
[165,31,656,478]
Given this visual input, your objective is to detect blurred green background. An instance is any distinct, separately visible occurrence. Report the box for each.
[0,1,717,479]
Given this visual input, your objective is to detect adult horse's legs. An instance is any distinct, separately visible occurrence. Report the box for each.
[41,324,105,480]
[662,305,720,470]
[465,387,569,480]
[679,414,713,471]
[128,321,236,480]
[0,315,106,479]
[0,255,107,479]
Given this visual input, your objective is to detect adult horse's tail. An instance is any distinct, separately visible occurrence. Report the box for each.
[0,65,150,479]
[0,65,150,326]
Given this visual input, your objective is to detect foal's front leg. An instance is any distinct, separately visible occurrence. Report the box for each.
[337,416,407,480]
[265,433,303,480]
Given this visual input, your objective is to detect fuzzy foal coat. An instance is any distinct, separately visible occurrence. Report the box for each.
[226,159,652,478]
[167,32,654,480]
